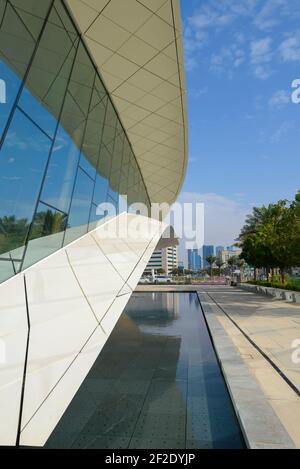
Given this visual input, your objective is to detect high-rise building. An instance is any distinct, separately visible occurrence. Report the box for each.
[144,246,178,275]
[220,248,242,265]
[0,0,187,447]
[203,245,214,268]
[216,246,224,258]
[188,249,202,271]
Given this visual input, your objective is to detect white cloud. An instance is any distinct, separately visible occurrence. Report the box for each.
[188,87,209,100]
[279,33,300,61]
[210,45,245,74]
[250,37,273,63]
[253,64,273,79]
[254,0,300,31]
[178,191,248,245]
[270,121,294,142]
[177,191,248,266]
[250,37,274,78]
[183,0,256,73]
[183,0,300,77]
[269,89,290,108]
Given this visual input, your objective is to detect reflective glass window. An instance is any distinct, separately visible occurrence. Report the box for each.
[79,79,107,179]
[18,4,78,138]
[101,99,117,153]
[40,95,85,213]
[10,0,52,40]
[107,195,118,214]
[0,109,52,261]
[40,42,94,212]
[0,0,151,285]
[93,174,109,207]
[0,258,15,283]
[22,202,67,269]
[98,144,112,183]
[89,203,107,231]
[64,168,94,244]
[0,1,36,139]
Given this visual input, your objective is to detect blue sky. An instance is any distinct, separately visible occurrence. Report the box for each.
[179,0,300,247]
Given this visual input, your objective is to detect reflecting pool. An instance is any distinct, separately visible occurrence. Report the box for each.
[46,292,245,449]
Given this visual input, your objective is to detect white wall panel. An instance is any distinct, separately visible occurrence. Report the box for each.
[92,234,140,282]
[101,293,132,336]
[66,234,125,322]
[21,250,98,428]
[0,214,166,446]
[0,276,28,446]
[127,232,163,290]
[20,325,107,447]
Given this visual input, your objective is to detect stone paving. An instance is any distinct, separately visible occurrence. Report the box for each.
[203,285,300,394]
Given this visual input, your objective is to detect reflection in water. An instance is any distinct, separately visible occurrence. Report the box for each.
[46,293,245,449]
[125,292,180,326]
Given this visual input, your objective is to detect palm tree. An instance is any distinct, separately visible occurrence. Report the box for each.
[227,256,238,272]
[215,258,224,276]
[206,255,217,278]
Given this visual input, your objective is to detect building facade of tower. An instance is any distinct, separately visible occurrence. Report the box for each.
[0,0,187,447]
[202,245,214,268]
[144,246,178,275]
[187,248,201,272]
[216,246,224,258]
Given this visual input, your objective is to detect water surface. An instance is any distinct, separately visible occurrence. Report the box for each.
[46,292,245,449]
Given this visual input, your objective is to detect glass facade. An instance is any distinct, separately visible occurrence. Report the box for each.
[0,0,150,283]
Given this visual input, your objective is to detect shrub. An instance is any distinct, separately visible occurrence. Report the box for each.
[247,280,300,292]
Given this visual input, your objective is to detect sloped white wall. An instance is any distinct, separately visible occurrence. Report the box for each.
[0,213,165,447]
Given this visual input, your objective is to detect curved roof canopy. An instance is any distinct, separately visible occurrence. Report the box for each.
[66,0,188,205]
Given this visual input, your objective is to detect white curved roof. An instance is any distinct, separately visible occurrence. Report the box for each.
[66,0,188,205]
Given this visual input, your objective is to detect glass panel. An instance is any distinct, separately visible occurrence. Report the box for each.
[101,99,116,153]
[22,202,67,269]
[0,1,36,139]
[40,93,85,213]
[67,43,95,119]
[98,144,112,182]
[64,168,94,245]
[79,84,107,179]
[107,195,118,214]
[0,109,52,263]
[108,173,120,202]
[41,41,95,211]
[88,203,107,231]
[0,258,15,283]
[18,4,78,138]
[0,1,6,22]
[93,174,109,206]
[0,0,150,283]
[108,130,124,199]
[10,0,52,40]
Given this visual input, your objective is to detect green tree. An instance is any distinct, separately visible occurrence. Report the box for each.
[206,255,217,278]
[0,215,29,255]
[238,192,300,284]
[215,258,224,276]
[156,268,165,274]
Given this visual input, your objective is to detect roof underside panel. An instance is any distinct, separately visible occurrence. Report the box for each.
[66,0,188,205]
